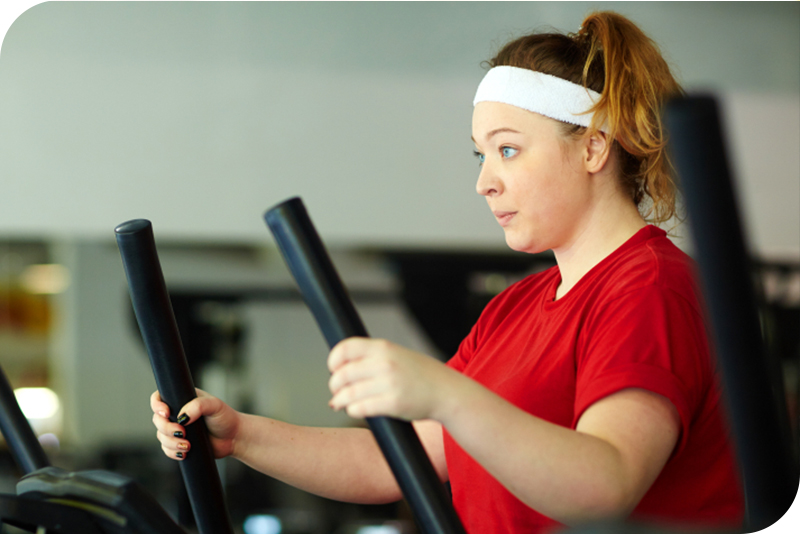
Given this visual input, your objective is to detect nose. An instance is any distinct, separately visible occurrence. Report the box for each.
[476,164,502,198]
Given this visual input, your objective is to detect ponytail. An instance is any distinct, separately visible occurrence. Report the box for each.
[489,12,683,224]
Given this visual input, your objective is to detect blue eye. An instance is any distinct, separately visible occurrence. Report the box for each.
[473,150,485,166]
[501,146,518,159]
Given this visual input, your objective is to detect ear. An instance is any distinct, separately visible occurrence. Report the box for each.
[583,131,612,174]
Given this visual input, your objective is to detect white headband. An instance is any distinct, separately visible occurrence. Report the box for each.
[473,66,606,132]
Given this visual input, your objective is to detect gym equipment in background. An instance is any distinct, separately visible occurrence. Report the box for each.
[0,366,50,475]
[0,363,186,534]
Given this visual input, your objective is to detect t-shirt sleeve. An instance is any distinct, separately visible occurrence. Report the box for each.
[573,285,711,454]
[447,320,479,373]
[446,283,510,373]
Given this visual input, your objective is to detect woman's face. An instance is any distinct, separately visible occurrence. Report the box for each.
[472,102,593,254]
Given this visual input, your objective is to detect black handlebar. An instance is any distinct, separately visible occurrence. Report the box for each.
[115,219,234,534]
[264,197,466,534]
[665,95,799,531]
[0,366,51,474]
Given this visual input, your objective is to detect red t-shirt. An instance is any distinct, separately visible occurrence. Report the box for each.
[444,225,744,533]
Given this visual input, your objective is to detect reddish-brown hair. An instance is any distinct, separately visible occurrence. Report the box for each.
[488,12,683,224]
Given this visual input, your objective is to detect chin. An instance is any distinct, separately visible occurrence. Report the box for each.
[504,233,546,255]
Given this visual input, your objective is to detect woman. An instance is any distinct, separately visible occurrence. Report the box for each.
[152,12,743,532]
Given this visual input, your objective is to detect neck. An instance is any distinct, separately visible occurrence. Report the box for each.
[552,195,646,300]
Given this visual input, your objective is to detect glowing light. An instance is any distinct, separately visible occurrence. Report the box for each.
[243,515,282,534]
[38,433,60,451]
[14,388,60,419]
[19,264,71,294]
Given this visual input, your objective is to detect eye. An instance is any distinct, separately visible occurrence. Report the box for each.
[473,150,485,166]
[501,146,519,159]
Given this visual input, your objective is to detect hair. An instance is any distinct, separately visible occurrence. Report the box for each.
[488,12,683,224]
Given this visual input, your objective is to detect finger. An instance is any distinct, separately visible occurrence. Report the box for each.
[344,396,397,420]
[153,388,212,424]
[345,399,376,419]
[328,355,393,396]
[156,429,192,453]
[150,391,169,418]
[162,444,187,461]
[152,412,187,439]
[175,394,226,426]
[329,375,389,412]
[327,337,377,373]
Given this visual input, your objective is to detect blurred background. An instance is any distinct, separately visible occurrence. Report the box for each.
[0,2,797,533]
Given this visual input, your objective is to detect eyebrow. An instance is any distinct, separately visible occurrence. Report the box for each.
[471,127,523,143]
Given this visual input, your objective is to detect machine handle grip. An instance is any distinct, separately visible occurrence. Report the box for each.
[0,366,51,474]
[264,197,466,534]
[115,219,234,534]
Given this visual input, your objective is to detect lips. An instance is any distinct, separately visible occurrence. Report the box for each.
[493,211,516,227]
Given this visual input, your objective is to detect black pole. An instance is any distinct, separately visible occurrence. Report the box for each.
[115,219,234,534]
[0,366,50,474]
[264,197,466,534]
[664,95,799,531]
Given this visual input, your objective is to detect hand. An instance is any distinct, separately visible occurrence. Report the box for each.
[327,338,460,422]
[150,388,240,461]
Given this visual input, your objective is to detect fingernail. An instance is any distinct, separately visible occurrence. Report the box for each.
[178,442,189,451]
[173,431,184,438]
[176,452,184,459]
[158,411,167,418]
[177,413,189,425]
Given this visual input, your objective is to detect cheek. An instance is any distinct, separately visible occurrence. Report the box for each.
[540,156,584,205]
[516,170,583,239]
[520,167,569,214]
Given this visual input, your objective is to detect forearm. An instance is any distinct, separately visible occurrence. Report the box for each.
[232,414,402,504]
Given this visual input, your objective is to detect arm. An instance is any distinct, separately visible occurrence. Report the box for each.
[328,338,680,525]
[435,376,679,524]
[233,415,398,503]
[151,390,446,504]
[230,416,446,503]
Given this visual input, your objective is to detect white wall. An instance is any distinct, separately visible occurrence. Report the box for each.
[49,240,156,447]
[0,2,797,256]
[720,93,800,259]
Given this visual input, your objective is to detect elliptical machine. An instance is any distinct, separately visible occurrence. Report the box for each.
[0,362,189,534]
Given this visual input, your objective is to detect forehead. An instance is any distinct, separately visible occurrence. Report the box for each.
[472,101,558,142]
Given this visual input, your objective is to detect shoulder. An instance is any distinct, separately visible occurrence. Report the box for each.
[576,227,710,360]
[599,226,702,314]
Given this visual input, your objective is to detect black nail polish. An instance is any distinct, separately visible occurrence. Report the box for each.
[173,431,184,438]
[176,452,183,459]
[177,413,189,425]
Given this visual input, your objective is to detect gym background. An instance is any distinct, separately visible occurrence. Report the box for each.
[0,3,797,533]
